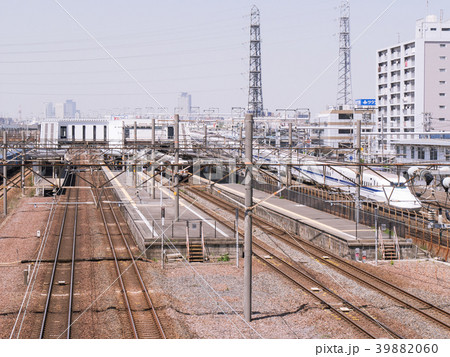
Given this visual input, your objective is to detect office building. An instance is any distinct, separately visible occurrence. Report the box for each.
[376,14,450,158]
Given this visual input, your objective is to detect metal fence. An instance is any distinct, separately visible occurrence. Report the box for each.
[235,172,449,259]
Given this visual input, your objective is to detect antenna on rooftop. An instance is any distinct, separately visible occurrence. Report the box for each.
[247,5,264,117]
[336,0,353,107]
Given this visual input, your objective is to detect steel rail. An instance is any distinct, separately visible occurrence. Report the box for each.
[98,194,139,339]
[253,221,450,330]
[67,185,78,339]
[184,187,450,331]
[103,186,166,338]
[96,166,166,338]
[252,238,403,339]
[39,173,76,339]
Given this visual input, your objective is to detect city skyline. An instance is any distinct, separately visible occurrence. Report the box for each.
[0,0,449,119]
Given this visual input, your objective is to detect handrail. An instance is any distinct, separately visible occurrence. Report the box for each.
[393,226,401,260]
[200,221,205,261]
[185,221,190,260]
[378,227,386,260]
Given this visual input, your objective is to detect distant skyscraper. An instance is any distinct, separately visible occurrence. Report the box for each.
[64,99,77,119]
[45,102,55,118]
[177,92,191,114]
[54,103,64,119]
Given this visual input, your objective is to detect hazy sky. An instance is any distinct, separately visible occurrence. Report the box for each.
[0,0,448,119]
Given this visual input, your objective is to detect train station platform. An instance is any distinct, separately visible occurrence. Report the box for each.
[102,167,240,262]
[205,182,419,262]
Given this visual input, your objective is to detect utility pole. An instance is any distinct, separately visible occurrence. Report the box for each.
[21,131,25,196]
[381,114,385,163]
[287,122,293,188]
[239,127,243,159]
[3,131,7,216]
[151,118,156,199]
[244,113,253,322]
[174,114,180,222]
[356,119,361,239]
[133,121,137,188]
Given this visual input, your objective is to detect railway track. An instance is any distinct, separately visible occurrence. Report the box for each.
[182,186,450,334]
[253,238,402,338]
[94,168,165,339]
[39,171,78,339]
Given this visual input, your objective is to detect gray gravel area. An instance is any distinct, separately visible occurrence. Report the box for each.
[1,193,449,339]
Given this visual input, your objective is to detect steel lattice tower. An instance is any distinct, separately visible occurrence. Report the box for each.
[337,0,353,106]
[248,5,264,117]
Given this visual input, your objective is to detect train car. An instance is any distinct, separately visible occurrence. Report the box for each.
[253,151,422,210]
[295,160,422,210]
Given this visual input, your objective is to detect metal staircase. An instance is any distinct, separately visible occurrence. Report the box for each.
[186,221,206,263]
[378,227,400,260]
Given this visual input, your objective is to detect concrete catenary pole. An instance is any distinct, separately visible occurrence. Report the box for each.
[244,113,253,322]
[287,122,293,187]
[133,121,137,188]
[174,114,180,221]
[355,119,361,237]
[239,127,243,159]
[21,131,25,196]
[3,131,7,216]
[151,118,156,199]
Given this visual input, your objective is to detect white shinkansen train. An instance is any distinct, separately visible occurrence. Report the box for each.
[254,151,422,210]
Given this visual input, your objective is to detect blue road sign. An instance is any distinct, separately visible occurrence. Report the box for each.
[356,99,376,106]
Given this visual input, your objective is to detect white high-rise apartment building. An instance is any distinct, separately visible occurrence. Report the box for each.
[376,15,450,157]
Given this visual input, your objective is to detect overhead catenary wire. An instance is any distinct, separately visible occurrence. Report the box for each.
[52,0,167,114]
[287,0,400,109]
[60,170,263,339]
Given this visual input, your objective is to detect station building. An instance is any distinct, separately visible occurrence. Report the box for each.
[39,116,174,147]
